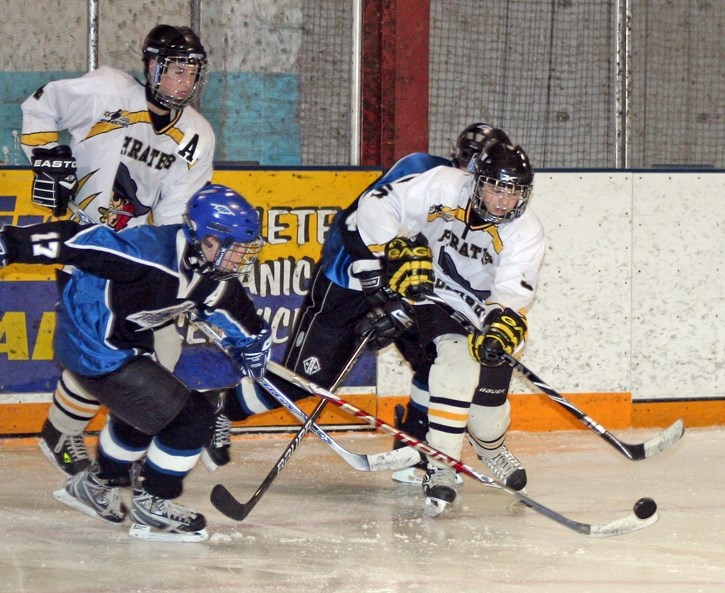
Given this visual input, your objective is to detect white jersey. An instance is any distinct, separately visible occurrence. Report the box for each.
[355,165,546,328]
[21,66,215,228]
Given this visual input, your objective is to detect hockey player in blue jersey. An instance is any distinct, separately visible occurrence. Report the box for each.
[0,184,270,542]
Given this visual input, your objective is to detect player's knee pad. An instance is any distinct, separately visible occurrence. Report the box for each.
[471,363,514,407]
[160,394,216,450]
[468,399,512,453]
[425,334,480,459]
[428,334,480,406]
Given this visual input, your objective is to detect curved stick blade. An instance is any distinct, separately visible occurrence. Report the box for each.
[210,484,251,521]
[642,419,685,459]
[588,511,659,537]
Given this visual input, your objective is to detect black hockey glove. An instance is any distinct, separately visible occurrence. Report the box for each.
[468,308,527,367]
[30,145,78,217]
[384,236,434,301]
[352,265,415,350]
[232,323,272,380]
[355,299,415,350]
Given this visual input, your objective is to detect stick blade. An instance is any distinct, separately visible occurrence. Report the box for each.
[366,446,422,471]
[210,484,251,521]
[588,511,659,537]
[643,419,685,459]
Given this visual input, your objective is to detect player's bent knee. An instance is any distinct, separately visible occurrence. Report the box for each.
[161,394,216,449]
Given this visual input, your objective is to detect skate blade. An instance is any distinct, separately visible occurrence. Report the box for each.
[393,468,464,487]
[422,497,449,518]
[52,487,126,524]
[129,523,209,543]
[392,467,424,485]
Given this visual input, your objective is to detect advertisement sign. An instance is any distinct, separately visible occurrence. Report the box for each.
[0,168,382,396]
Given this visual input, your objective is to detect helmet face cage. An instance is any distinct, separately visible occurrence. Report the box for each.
[147,55,208,109]
[182,185,264,281]
[143,25,208,109]
[202,234,264,281]
[471,176,533,224]
[470,142,534,224]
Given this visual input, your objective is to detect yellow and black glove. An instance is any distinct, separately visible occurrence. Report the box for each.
[384,236,434,301]
[468,308,527,367]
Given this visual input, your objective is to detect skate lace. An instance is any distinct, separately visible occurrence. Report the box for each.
[99,487,124,516]
[425,468,456,489]
[83,472,123,516]
[156,498,197,523]
[212,414,232,448]
[63,433,90,461]
[484,446,523,480]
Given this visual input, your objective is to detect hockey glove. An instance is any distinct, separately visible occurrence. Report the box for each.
[384,236,434,301]
[354,299,415,350]
[233,323,272,380]
[468,308,528,367]
[30,145,78,217]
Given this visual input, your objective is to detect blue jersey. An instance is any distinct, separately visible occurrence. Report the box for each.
[321,153,451,288]
[3,221,263,376]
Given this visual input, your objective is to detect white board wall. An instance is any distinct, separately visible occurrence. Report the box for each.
[377,171,725,402]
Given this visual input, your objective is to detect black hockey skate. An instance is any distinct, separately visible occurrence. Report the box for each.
[129,488,208,542]
[39,419,91,476]
[422,464,458,517]
[201,390,232,471]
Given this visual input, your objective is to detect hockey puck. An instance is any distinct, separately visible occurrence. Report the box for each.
[633,497,657,519]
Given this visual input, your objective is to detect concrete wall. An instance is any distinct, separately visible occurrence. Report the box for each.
[0,0,303,166]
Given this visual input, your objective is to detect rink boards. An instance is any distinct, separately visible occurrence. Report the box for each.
[1,168,724,435]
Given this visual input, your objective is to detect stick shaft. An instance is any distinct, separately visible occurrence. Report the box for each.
[423,294,683,460]
[265,364,657,537]
[213,334,371,520]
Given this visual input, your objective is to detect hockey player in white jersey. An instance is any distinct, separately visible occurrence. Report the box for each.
[0,184,269,541]
[354,141,545,515]
[214,124,512,469]
[19,24,218,476]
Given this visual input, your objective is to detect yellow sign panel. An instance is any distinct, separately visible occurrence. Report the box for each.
[0,168,381,281]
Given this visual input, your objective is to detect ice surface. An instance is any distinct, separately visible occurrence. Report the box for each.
[0,426,723,593]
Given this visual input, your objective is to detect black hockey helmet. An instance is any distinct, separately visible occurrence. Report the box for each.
[142,25,208,109]
[451,123,512,170]
[470,141,533,223]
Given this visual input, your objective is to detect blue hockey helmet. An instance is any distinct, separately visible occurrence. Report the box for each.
[183,184,264,280]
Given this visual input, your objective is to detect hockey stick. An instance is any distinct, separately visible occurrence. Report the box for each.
[66,201,94,225]
[501,354,684,460]
[188,314,420,472]
[260,364,659,537]
[422,294,684,461]
[209,331,372,520]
